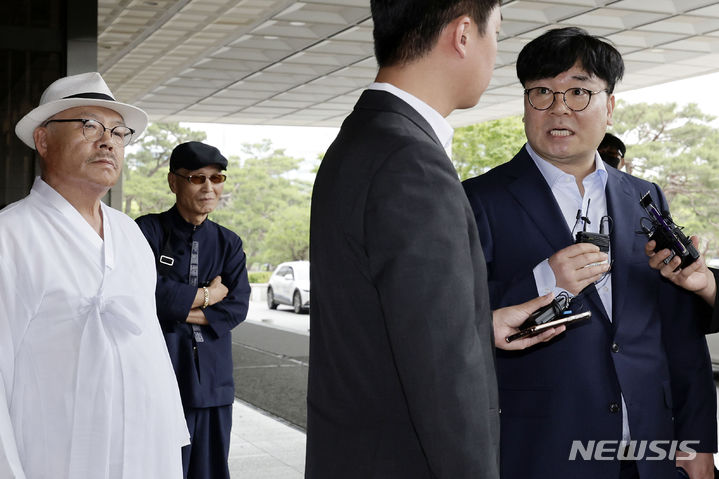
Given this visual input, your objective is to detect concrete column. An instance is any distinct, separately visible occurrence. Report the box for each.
[67,0,98,75]
[66,0,122,208]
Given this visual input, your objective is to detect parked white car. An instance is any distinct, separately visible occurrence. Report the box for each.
[267,261,310,314]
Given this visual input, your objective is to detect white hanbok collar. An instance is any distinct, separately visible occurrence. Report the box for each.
[29,177,115,270]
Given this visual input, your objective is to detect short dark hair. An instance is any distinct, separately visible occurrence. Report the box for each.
[516,27,624,93]
[598,133,626,157]
[371,0,501,68]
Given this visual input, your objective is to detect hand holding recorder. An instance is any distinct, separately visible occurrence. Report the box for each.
[639,192,699,269]
[494,293,588,350]
[645,236,716,308]
[505,292,590,344]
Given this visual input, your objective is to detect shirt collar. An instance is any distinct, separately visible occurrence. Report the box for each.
[31,176,78,217]
[525,142,608,189]
[168,204,208,231]
[368,82,454,151]
[30,176,107,257]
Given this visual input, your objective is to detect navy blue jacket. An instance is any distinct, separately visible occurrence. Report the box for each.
[463,146,716,479]
[137,206,250,408]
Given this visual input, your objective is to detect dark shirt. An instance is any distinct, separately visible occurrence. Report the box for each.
[136,205,250,408]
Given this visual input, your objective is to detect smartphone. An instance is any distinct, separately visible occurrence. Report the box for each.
[505,311,591,343]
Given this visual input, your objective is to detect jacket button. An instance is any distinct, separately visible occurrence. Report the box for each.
[611,343,619,353]
[609,402,620,413]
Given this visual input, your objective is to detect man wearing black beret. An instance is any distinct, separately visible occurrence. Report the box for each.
[136,141,251,479]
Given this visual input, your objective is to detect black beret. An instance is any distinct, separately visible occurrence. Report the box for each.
[169,141,227,171]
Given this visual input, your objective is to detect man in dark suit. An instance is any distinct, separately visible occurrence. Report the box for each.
[463,27,717,479]
[307,1,568,478]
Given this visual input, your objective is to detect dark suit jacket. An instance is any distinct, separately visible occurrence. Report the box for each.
[463,146,716,479]
[306,89,499,478]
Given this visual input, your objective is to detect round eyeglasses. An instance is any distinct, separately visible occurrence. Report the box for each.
[171,171,227,185]
[524,87,608,112]
[43,118,135,146]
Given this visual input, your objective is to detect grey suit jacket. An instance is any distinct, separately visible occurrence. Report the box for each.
[306,89,499,478]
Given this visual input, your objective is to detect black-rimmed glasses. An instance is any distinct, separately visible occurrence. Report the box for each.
[171,171,227,184]
[43,118,135,146]
[524,87,608,112]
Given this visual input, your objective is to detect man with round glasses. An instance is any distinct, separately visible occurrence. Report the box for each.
[136,141,250,479]
[463,27,716,479]
[0,72,189,477]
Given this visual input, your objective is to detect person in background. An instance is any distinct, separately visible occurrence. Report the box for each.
[598,132,626,169]
[0,71,188,478]
[136,141,250,479]
[307,1,566,478]
[463,27,716,479]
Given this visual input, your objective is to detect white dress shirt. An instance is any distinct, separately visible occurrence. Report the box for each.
[528,142,612,314]
[0,177,189,479]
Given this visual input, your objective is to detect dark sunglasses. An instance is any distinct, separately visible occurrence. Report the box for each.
[172,171,227,184]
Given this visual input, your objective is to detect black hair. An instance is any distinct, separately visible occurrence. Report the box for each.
[516,27,624,93]
[598,132,626,156]
[371,0,501,68]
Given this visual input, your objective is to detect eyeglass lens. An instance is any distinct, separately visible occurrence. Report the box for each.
[187,174,227,184]
[82,119,133,146]
[526,88,593,111]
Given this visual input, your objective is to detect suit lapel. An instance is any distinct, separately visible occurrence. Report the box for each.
[605,167,641,322]
[505,148,573,253]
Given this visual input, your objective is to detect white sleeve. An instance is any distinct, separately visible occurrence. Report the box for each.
[533,258,572,298]
[0,256,27,478]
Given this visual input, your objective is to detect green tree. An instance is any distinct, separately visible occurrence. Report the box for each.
[452,115,526,180]
[209,140,312,267]
[123,122,206,217]
[261,205,310,265]
[612,101,719,256]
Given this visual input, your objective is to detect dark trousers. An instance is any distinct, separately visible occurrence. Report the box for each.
[182,404,233,479]
[619,459,640,479]
[621,461,695,479]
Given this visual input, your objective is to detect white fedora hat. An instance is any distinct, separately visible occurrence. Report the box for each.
[15,71,148,150]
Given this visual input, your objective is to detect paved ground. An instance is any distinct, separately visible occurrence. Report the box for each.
[228,399,305,478]
[232,301,309,430]
[228,299,308,477]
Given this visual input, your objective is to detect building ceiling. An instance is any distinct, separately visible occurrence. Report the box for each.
[98,0,719,128]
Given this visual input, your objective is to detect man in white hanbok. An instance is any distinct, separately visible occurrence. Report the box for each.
[0,72,189,479]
